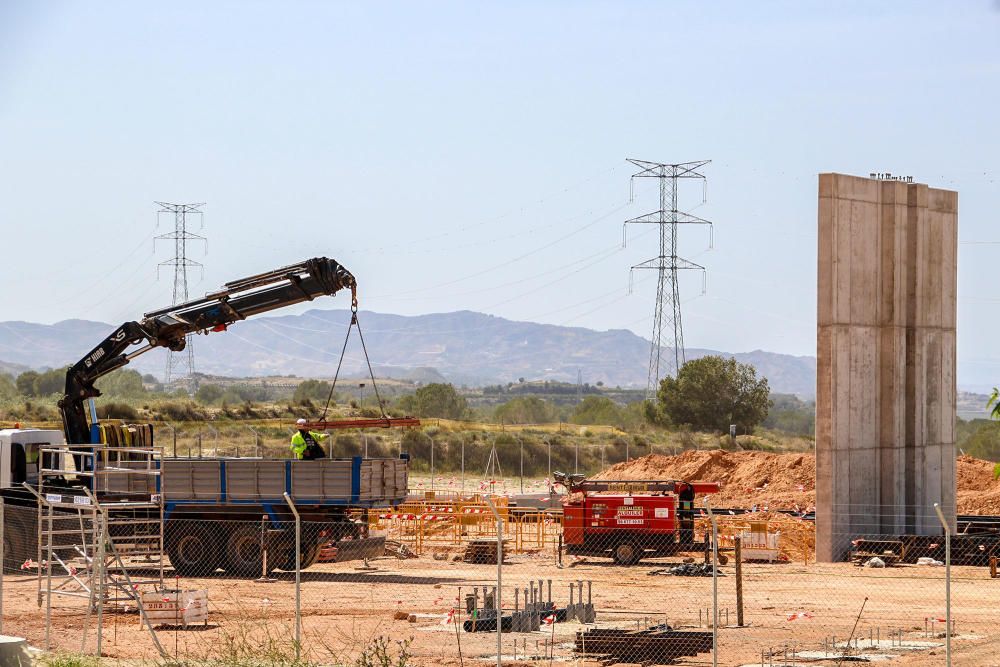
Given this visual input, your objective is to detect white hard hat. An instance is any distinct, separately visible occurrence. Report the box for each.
[296,418,308,426]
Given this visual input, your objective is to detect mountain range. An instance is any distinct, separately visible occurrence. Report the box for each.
[0,310,818,395]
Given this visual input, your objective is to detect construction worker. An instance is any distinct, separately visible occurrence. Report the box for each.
[24,443,40,467]
[290,418,329,460]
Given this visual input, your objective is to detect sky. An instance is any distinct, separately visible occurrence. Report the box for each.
[0,1,998,388]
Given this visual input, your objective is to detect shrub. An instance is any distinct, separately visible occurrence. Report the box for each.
[396,383,467,419]
[195,383,225,404]
[493,396,558,424]
[156,400,207,421]
[292,379,334,404]
[96,401,139,421]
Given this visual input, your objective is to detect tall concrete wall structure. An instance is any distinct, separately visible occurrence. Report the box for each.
[816,173,957,562]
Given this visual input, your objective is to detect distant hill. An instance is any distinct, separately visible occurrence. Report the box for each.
[0,310,817,395]
[0,359,30,377]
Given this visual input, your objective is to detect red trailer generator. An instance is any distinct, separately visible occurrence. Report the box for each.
[556,473,720,565]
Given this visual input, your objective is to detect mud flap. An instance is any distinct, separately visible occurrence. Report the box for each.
[328,536,387,563]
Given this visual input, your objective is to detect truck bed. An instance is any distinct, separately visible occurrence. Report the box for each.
[98,456,408,508]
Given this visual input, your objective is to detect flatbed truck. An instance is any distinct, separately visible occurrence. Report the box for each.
[1,257,410,578]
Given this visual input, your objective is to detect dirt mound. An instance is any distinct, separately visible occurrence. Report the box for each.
[956,455,1000,513]
[596,450,815,511]
[597,450,1000,515]
[697,511,816,563]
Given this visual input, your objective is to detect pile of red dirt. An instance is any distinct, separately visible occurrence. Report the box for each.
[956,454,1000,513]
[596,450,1000,514]
[595,449,816,511]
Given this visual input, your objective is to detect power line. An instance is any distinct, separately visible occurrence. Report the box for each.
[625,158,713,397]
[382,201,631,298]
[154,202,205,390]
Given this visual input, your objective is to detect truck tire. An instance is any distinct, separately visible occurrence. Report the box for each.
[166,523,220,577]
[224,524,277,577]
[278,541,323,572]
[613,541,642,566]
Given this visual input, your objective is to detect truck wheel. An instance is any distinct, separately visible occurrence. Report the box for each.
[278,541,323,572]
[166,523,219,577]
[224,524,276,577]
[613,541,642,566]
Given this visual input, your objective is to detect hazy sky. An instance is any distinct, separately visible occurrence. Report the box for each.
[1,1,997,387]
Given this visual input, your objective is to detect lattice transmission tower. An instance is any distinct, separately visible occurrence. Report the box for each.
[154,202,205,389]
[624,159,712,397]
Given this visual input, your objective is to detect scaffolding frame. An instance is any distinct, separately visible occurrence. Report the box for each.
[28,444,165,651]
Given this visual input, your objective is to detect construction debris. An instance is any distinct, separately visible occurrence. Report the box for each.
[384,540,417,559]
[647,562,723,577]
[462,539,508,564]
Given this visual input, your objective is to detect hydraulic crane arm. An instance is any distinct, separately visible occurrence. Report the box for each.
[59,257,356,444]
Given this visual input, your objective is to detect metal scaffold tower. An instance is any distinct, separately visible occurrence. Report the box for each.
[624,159,713,397]
[30,444,165,654]
[155,202,205,390]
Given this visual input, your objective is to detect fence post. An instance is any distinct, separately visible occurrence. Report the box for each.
[546,439,551,486]
[734,536,744,627]
[95,513,107,658]
[485,496,503,666]
[283,493,302,660]
[705,499,718,667]
[933,503,951,667]
[518,437,523,494]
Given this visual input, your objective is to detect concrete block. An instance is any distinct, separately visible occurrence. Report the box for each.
[0,636,30,667]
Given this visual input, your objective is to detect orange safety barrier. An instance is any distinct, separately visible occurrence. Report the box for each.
[369,496,562,556]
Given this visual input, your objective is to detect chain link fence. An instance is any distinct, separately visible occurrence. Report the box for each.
[4,493,1000,665]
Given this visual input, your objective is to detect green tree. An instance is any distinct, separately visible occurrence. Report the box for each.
[762,393,816,436]
[95,369,146,397]
[571,396,623,426]
[957,418,1000,462]
[397,383,468,419]
[34,367,67,396]
[0,373,17,400]
[494,396,559,424]
[15,370,40,396]
[654,355,771,432]
[195,383,225,404]
[292,379,333,404]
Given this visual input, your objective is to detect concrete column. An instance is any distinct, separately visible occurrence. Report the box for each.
[816,173,957,562]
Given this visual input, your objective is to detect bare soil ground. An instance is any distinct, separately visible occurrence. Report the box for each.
[4,549,998,666]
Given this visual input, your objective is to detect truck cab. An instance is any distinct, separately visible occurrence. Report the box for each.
[0,428,68,489]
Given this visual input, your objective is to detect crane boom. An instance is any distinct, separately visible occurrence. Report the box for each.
[59,257,356,445]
